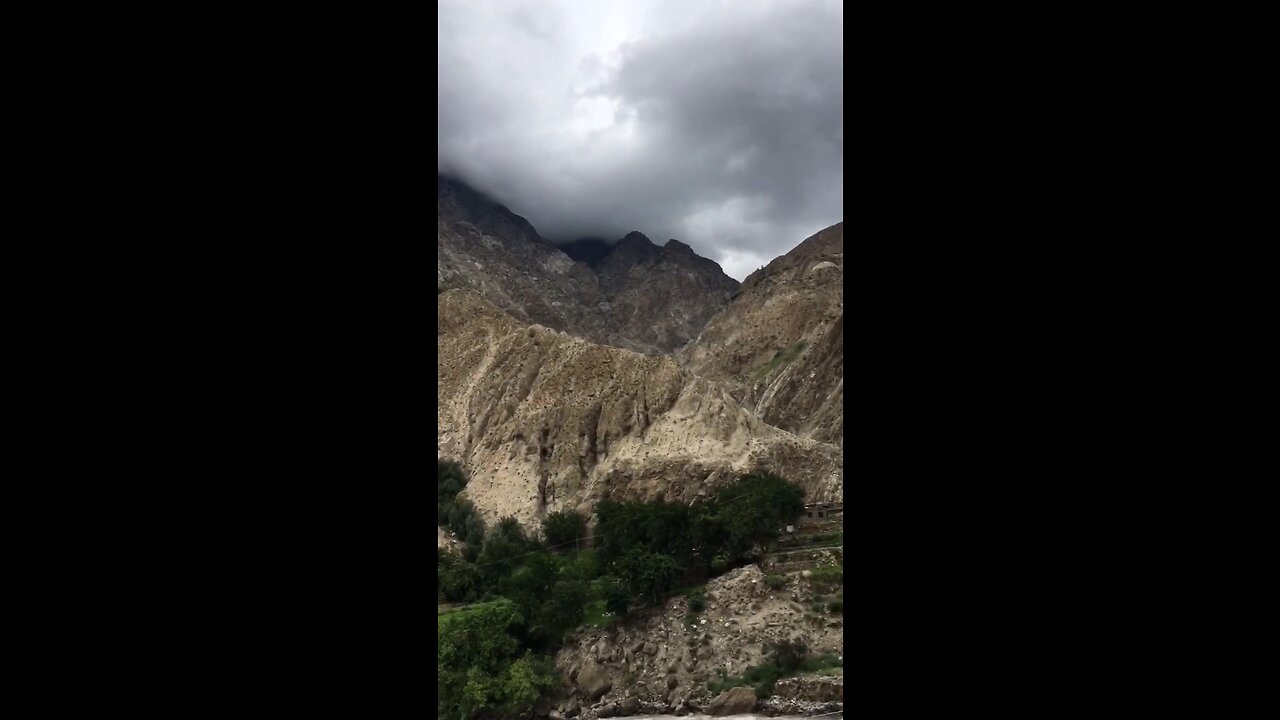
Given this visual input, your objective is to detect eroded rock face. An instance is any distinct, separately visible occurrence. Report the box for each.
[681,223,844,445]
[438,176,737,356]
[438,290,842,530]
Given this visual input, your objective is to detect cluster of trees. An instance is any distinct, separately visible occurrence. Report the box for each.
[592,472,805,612]
[436,467,807,720]
[438,599,560,720]
[438,512,597,719]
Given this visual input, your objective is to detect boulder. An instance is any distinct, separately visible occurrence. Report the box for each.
[705,686,757,716]
[595,702,617,718]
[644,642,657,655]
[577,661,612,701]
[619,697,640,716]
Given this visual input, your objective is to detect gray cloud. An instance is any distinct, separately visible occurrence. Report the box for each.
[438,0,843,280]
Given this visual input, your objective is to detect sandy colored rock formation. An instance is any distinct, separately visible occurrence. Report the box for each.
[438,289,841,532]
[681,222,844,445]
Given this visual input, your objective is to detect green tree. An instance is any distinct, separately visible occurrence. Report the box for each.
[542,509,587,549]
[477,517,531,586]
[612,547,680,605]
[712,472,804,561]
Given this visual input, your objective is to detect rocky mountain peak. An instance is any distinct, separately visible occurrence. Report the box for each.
[664,238,694,254]
[438,176,740,355]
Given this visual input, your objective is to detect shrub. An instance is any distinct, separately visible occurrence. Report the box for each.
[710,555,728,574]
[827,599,843,614]
[765,574,786,589]
[771,638,807,674]
[688,589,706,613]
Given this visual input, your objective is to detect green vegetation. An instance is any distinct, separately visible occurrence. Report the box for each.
[594,471,805,594]
[808,565,843,588]
[436,470,810,719]
[705,638,842,697]
[542,509,588,549]
[439,460,485,561]
[765,574,787,589]
[437,599,560,720]
[753,341,807,378]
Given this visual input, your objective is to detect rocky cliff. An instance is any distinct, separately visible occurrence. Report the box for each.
[438,289,842,531]
[437,176,738,356]
[680,223,844,445]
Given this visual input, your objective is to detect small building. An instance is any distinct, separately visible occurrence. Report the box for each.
[799,501,843,524]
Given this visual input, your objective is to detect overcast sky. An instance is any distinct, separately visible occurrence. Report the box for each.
[438,0,842,281]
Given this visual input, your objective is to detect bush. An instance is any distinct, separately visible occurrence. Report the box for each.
[765,574,786,589]
[710,555,728,574]
[688,589,706,613]
[771,638,807,674]
[827,599,843,614]
[543,510,587,549]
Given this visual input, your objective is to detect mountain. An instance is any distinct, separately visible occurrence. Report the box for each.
[437,176,738,355]
[558,237,613,266]
[594,232,741,355]
[680,222,844,445]
[437,289,842,531]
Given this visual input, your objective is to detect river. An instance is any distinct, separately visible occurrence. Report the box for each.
[623,715,842,719]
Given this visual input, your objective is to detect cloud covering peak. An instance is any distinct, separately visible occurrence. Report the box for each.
[438,0,842,280]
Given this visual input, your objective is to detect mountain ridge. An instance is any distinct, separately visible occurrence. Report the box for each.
[438,175,739,355]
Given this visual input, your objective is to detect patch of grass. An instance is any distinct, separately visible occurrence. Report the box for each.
[752,341,807,378]
[436,599,509,629]
[798,653,843,674]
[808,565,843,589]
[582,598,619,628]
[765,574,787,589]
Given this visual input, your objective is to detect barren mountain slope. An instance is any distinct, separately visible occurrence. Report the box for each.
[437,176,738,355]
[438,289,842,531]
[594,232,740,354]
[680,223,844,445]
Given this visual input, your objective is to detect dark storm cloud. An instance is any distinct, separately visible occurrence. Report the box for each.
[438,0,843,280]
